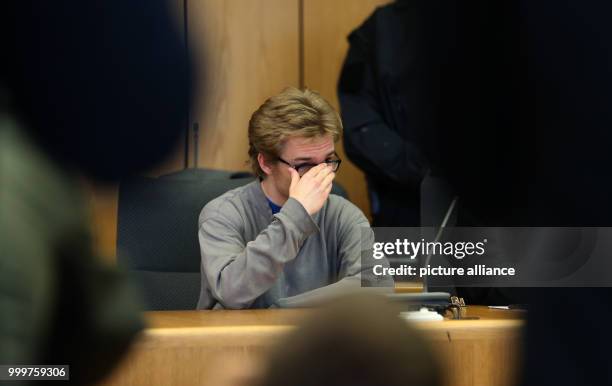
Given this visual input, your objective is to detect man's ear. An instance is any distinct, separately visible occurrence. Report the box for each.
[257,153,273,176]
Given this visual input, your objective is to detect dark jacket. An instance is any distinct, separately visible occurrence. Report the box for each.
[338,1,439,226]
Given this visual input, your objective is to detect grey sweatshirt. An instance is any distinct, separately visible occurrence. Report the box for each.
[196,180,393,309]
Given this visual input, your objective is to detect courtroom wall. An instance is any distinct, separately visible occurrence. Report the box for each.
[89,0,390,260]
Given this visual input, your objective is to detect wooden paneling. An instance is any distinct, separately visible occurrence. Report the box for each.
[89,0,395,259]
[303,0,391,219]
[87,183,119,263]
[89,0,300,260]
[190,0,300,171]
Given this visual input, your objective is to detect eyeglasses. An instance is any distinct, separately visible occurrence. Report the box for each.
[277,156,342,177]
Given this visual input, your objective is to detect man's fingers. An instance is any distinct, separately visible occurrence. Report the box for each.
[324,181,333,196]
[289,167,300,191]
[322,171,335,185]
[320,172,335,191]
[301,163,325,179]
[313,164,333,180]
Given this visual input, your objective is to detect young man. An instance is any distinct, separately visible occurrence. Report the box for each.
[197,88,392,309]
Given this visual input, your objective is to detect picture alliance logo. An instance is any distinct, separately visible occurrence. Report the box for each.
[372,238,488,260]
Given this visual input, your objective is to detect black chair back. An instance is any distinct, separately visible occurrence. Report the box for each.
[117,169,254,310]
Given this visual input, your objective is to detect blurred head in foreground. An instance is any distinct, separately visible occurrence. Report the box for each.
[257,295,441,386]
[3,0,193,182]
[1,1,193,384]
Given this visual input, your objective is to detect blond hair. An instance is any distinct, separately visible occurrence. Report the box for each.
[248,87,343,177]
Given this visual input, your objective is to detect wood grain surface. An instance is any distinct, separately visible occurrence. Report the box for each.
[99,306,524,386]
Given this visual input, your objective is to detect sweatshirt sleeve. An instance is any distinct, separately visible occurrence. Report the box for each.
[274,198,394,308]
[199,197,318,309]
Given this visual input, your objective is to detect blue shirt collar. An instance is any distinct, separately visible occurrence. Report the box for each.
[266,197,282,214]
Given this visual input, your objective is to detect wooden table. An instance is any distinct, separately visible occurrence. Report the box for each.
[99,306,524,386]
[394,280,425,293]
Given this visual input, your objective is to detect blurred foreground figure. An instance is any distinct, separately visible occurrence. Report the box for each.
[1,1,191,384]
[426,1,612,385]
[256,295,441,386]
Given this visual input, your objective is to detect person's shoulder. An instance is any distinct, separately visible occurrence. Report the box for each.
[199,182,253,224]
[362,1,402,28]
[326,194,370,226]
